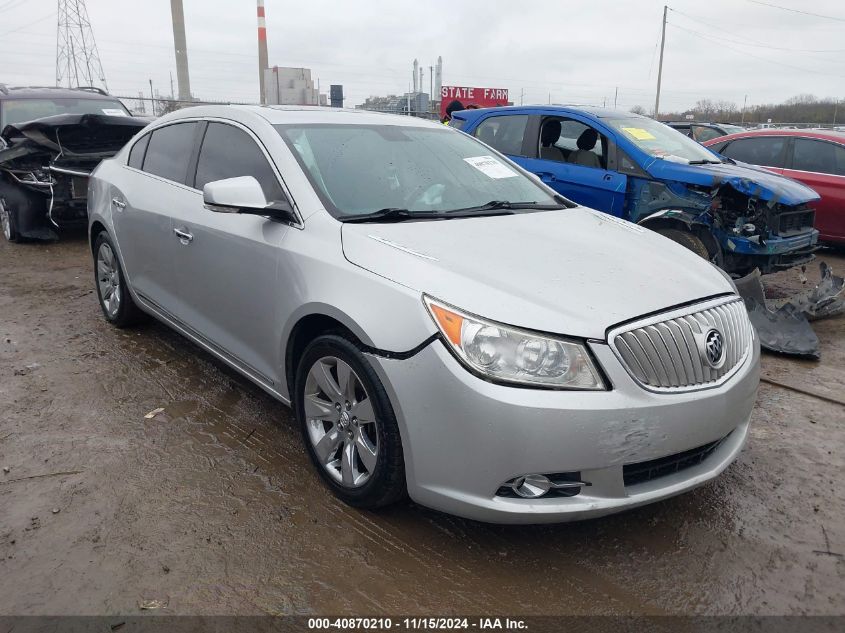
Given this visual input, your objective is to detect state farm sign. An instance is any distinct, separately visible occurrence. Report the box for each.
[440,86,509,119]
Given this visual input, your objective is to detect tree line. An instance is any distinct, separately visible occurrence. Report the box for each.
[630,94,843,125]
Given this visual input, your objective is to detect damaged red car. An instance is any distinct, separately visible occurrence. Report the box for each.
[0,85,148,242]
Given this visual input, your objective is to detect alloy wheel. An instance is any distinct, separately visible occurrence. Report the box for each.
[96,242,122,318]
[0,202,10,241]
[303,356,379,488]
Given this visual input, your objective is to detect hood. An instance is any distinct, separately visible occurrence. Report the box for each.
[644,158,819,206]
[341,207,734,339]
[0,113,148,156]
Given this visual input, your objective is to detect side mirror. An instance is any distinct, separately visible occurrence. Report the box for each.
[203,176,297,223]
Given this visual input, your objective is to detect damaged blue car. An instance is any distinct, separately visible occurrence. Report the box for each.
[452,106,820,276]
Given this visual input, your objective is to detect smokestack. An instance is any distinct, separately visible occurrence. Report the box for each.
[435,56,442,100]
[257,0,269,104]
[169,0,192,101]
[413,59,419,93]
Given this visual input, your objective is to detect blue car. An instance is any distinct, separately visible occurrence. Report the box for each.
[452,106,820,275]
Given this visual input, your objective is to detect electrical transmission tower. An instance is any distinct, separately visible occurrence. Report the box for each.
[55,0,108,91]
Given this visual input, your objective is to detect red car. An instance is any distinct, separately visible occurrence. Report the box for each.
[704,129,845,244]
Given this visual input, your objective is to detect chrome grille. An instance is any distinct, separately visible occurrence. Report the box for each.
[609,297,752,392]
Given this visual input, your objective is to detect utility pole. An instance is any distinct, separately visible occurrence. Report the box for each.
[614,86,618,109]
[741,94,748,125]
[834,99,839,126]
[520,88,524,105]
[169,0,192,102]
[149,79,155,117]
[653,5,667,119]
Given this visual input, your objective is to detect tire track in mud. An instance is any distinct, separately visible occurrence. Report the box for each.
[96,321,663,615]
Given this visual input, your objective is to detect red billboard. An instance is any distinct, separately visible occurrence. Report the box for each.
[439,86,509,120]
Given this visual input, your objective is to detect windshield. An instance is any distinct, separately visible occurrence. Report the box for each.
[1,98,130,128]
[275,124,559,217]
[720,124,746,135]
[607,117,721,164]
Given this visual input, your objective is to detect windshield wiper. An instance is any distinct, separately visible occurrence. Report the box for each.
[338,208,431,223]
[445,200,566,214]
[687,159,722,165]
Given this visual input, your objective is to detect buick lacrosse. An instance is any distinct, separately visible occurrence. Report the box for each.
[88,106,759,523]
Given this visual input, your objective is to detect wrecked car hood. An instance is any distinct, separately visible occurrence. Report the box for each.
[0,113,148,159]
[342,207,734,339]
[644,159,820,206]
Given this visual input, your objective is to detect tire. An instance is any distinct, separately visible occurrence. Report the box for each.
[657,228,710,260]
[295,334,406,509]
[93,232,145,328]
[0,199,19,243]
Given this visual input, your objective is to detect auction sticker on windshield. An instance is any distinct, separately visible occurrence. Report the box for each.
[621,127,656,141]
[463,156,518,179]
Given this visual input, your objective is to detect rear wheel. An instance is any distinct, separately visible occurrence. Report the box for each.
[295,334,406,509]
[93,232,144,328]
[657,228,710,260]
[0,199,19,242]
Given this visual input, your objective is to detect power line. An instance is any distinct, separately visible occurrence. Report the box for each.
[668,22,845,78]
[746,0,845,22]
[669,7,845,52]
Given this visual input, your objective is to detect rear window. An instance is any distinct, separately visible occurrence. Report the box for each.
[473,115,528,156]
[142,122,198,184]
[0,97,130,128]
[127,134,149,169]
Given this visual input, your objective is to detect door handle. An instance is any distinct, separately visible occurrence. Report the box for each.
[111,197,126,210]
[173,227,193,244]
[603,174,613,181]
[535,171,557,182]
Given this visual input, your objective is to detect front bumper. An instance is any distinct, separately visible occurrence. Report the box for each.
[368,330,760,524]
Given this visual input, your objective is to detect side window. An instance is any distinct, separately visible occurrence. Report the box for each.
[792,138,845,176]
[720,137,786,168]
[691,126,722,143]
[539,118,606,169]
[194,122,284,201]
[127,133,149,169]
[142,122,198,183]
[472,115,528,156]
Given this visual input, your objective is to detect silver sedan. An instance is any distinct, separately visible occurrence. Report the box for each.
[87,105,759,523]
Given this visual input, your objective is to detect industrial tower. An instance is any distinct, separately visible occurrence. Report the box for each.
[55,0,108,90]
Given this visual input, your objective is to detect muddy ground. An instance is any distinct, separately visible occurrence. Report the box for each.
[0,233,843,616]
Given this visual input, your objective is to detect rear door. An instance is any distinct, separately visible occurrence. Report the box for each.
[113,121,200,313]
[516,115,627,215]
[169,120,294,386]
[782,137,845,242]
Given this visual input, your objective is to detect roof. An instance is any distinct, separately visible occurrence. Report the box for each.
[0,85,116,100]
[452,104,645,123]
[702,128,845,145]
[159,104,445,128]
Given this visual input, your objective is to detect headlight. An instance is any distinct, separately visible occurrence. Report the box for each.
[424,296,606,390]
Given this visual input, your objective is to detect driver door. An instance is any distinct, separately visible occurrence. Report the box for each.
[519,116,627,216]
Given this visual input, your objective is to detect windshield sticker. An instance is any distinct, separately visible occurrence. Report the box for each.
[463,155,518,179]
[101,108,127,116]
[621,127,656,141]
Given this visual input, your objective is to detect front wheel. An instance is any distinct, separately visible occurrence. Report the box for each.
[295,334,406,509]
[657,228,710,260]
[0,199,19,242]
[93,232,145,328]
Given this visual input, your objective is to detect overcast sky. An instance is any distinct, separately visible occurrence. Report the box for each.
[2,0,844,113]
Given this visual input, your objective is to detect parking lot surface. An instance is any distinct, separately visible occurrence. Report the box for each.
[1,234,843,615]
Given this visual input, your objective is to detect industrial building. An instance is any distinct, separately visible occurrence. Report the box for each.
[263,66,327,106]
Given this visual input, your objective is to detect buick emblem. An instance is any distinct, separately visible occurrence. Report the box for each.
[703,329,725,368]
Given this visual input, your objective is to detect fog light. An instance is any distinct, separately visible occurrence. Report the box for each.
[511,474,552,499]
[498,472,591,499]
